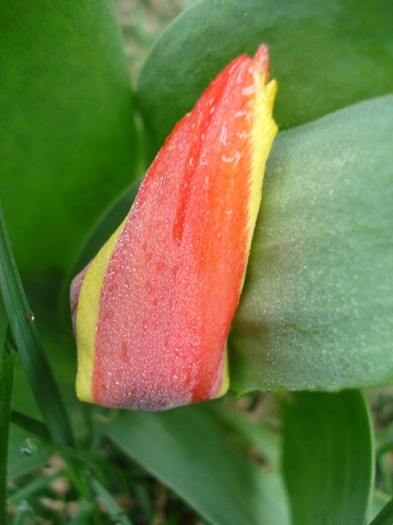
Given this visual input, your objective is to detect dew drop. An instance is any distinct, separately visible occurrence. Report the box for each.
[21,440,36,456]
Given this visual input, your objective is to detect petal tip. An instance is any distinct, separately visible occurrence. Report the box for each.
[254,44,270,80]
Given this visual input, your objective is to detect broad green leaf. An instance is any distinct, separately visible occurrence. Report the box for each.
[0,0,137,278]
[230,95,393,393]
[282,391,374,525]
[103,404,290,525]
[138,0,393,154]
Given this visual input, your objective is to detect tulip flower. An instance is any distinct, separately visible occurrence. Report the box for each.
[71,45,277,411]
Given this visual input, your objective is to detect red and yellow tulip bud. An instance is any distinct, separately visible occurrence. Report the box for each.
[71,45,277,411]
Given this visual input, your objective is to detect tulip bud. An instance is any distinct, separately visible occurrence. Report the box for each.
[71,45,277,411]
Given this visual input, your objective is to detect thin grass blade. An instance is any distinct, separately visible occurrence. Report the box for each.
[0,205,74,446]
[0,329,16,524]
[11,412,50,441]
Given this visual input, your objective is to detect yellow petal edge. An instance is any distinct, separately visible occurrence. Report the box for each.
[76,219,127,402]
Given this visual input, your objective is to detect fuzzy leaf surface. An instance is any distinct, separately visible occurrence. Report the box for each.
[231,95,393,393]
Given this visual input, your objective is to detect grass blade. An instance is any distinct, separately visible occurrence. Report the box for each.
[0,329,16,524]
[11,412,51,441]
[0,205,74,447]
[9,470,64,506]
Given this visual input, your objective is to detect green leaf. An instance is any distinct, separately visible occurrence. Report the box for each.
[0,331,16,524]
[369,496,393,525]
[230,95,393,392]
[0,206,74,446]
[282,390,374,525]
[0,0,137,278]
[103,404,290,525]
[11,411,50,441]
[0,298,7,353]
[138,0,393,154]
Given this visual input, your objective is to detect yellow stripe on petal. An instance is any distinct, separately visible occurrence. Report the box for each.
[75,218,127,402]
[216,348,230,398]
[238,75,277,294]
[248,76,278,250]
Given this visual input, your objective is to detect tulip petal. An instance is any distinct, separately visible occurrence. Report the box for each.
[71,45,277,411]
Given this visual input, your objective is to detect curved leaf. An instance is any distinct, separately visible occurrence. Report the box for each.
[103,404,290,525]
[138,0,393,154]
[0,0,137,277]
[282,391,374,525]
[231,95,393,392]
